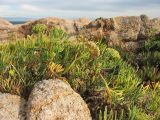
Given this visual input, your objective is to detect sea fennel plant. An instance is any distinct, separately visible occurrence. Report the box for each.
[0,25,159,119]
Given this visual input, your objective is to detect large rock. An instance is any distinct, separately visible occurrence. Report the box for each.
[27,79,92,120]
[0,18,13,41]
[108,15,153,51]
[0,17,90,43]
[80,15,160,51]
[1,15,160,51]
[0,18,21,42]
[151,17,160,33]
[0,18,13,26]
[0,93,26,120]
[18,17,90,37]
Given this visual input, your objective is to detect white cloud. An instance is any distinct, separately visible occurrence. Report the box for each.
[20,4,45,12]
[0,5,9,11]
[0,5,10,17]
[0,0,160,18]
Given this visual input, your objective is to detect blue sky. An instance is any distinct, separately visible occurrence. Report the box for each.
[0,0,160,19]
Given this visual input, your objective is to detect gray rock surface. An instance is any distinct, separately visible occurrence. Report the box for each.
[27,79,92,120]
[0,93,26,120]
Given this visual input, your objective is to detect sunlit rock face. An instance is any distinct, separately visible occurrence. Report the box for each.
[0,93,26,120]
[17,17,90,37]
[80,15,160,51]
[1,15,160,51]
[26,79,92,120]
[0,19,14,42]
[0,18,24,42]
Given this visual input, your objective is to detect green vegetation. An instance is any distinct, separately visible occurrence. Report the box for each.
[0,24,160,119]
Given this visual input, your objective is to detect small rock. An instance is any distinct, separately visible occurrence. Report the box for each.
[0,93,26,120]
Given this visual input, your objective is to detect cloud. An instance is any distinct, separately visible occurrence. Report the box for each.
[47,0,160,12]
[0,5,9,11]
[0,5,10,17]
[20,4,45,12]
[0,0,159,18]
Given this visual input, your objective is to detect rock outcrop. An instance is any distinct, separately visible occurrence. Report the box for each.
[0,15,160,51]
[151,17,160,33]
[17,17,90,37]
[27,79,91,120]
[80,15,160,51]
[0,19,14,42]
[0,18,13,26]
[0,93,26,120]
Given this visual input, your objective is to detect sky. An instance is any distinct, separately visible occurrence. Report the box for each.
[0,0,160,19]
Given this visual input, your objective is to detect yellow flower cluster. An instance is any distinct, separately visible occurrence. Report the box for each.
[48,62,64,75]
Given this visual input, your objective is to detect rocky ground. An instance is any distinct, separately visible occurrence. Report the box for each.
[0,79,92,120]
[0,15,160,120]
[0,15,160,51]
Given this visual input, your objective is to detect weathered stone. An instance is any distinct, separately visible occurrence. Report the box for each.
[18,17,90,37]
[0,18,13,26]
[0,18,20,42]
[80,15,160,51]
[0,93,26,120]
[113,16,141,41]
[1,15,160,51]
[151,17,160,33]
[74,18,91,31]
[27,79,92,120]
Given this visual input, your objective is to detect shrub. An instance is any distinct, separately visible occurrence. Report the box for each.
[0,26,159,119]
